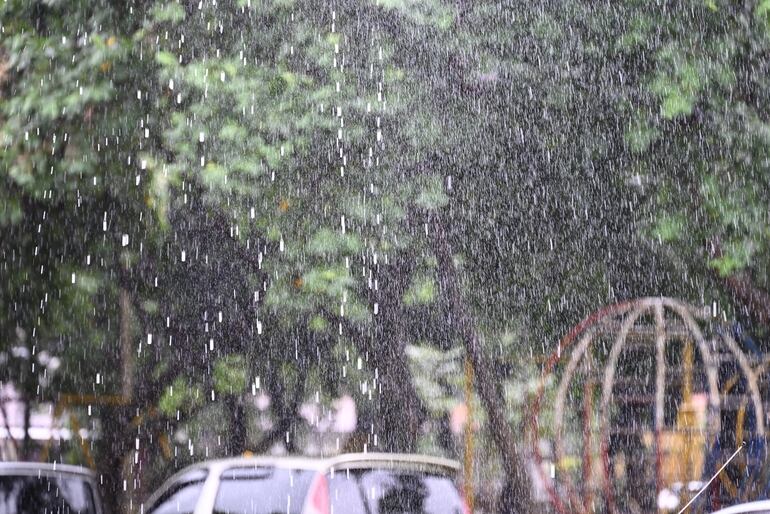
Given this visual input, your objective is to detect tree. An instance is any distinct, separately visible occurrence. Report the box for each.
[0,2,165,508]
[620,0,770,329]
[8,2,768,513]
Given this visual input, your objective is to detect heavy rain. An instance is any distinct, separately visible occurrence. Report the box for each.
[1,1,769,513]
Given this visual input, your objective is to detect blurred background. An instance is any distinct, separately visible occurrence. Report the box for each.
[1,0,770,512]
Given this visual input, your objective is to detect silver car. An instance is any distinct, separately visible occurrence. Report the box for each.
[0,461,103,513]
[144,453,469,514]
[711,500,770,514]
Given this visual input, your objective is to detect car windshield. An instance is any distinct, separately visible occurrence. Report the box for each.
[0,474,97,514]
[146,468,208,514]
[326,467,464,514]
[212,466,315,514]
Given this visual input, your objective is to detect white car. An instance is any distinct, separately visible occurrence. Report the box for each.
[712,500,770,513]
[144,453,469,514]
[0,461,103,513]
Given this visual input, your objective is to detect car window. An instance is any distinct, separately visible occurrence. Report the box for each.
[328,470,367,514]
[147,469,208,514]
[0,474,97,514]
[357,469,464,514]
[213,466,315,514]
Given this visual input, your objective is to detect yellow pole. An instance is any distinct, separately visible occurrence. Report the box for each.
[683,338,693,403]
[464,356,475,513]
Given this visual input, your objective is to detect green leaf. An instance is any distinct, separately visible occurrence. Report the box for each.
[651,62,701,119]
[403,275,436,306]
[158,377,202,416]
[309,315,329,332]
[308,228,362,256]
[219,123,248,141]
[155,50,177,68]
[302,266,354,297]
[374,0,455,29]
[269,72,295,96]
[151,3,185,23]
[652,214,685,242]
[625,118,660,153]
[141,300,159,314]
[757,0,770,19]
[73,272,100,294]
[661,89,695,119]
[202,162,227,189]
[617,18,652,51]
[213,355,248,394]
[415,176,449,210]
[0,197,23,226]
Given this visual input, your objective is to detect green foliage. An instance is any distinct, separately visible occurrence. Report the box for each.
[0,0,154,404]
[158,378,204,416]
[625,118,660,153]
[403,275,436,306]
[213,355,249,395]
[650,59,702,119]
[375,0,455,29]
[151,2,186,23]
[309,315,329,332]
[625,0,770,299]
[406,344,464,415]
[415,176,449,210]
[302,267,355,297]
[757,0,770,32]
[652,214,686,243]
[308,229,362,257]
[3,2,770,502]
[617,17,653,51]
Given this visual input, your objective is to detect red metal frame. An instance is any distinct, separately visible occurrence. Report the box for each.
[527,300,635,514]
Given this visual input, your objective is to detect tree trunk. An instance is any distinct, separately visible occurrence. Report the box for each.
[226,396,246,456]
[95,405,131,514]
[723,273,770,326]
[369,254,426,453]
[0,400,19,460]
[120,289,135,401]
[21,393,31,460]
[374,347,424,453]
[252,371,307,454]
[708,239,770,326]
[431,214,533,514]
[117,288,136,514]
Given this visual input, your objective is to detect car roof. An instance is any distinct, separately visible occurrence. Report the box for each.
[164,452,460,482]
[0,461,96,478]
[712,500,770,514]
[207,453,452,472]
[145,452,461,510]
[324,452,460,472]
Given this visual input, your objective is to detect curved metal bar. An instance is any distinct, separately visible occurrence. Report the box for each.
[663,299,722,446]
[531,296,765,513]
[720,331,764,436]
[553,326,600,513]
[654,303,667,495]
[527,301,636,514]
[599,300,654,513]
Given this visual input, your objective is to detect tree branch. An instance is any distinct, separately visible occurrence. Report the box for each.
[709,237,770,325]
[429,211,533,513]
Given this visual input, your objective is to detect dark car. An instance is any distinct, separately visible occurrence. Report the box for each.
[0,461,103,514]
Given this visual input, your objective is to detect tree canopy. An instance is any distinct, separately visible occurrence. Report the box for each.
[2,0,770,512]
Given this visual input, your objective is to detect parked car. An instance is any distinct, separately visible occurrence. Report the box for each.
[711,500,770,514]
[144,452,469,514]
[0,461,103,513]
